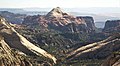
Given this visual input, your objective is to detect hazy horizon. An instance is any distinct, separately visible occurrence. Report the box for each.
[0,0,120,8]
[0,0,120,14]
[0,0,120,23]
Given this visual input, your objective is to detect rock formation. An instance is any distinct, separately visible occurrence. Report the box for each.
[103,20,120,33]
[101,53,120,66]
[101,20,120,66]
[0,16,57,65]
[22,7,96,33]
[46,7,65,18]
[0,35,35,66]
[67,33,120,61]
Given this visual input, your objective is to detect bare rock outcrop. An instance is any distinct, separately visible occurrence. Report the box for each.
[101,53,120,66]
[0,34,35,66]
[103,20,120,33]
[23,7,96,33]
[0,16,57,65]
[67,33,120,61]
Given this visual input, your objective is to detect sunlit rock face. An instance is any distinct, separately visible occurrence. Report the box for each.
[0,35,34,66]
[67,33,120,61]
[0,16,57,64]
[46,7,64,18]
[22,7,96,33]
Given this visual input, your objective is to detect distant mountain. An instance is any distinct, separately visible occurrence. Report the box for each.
[24,7,120,22]
[70,12,120,28]
[0,11,26,24]
[0,8,25,13]
[1,7,120,22]
[23,7,96,33]
[20,11,48,15]
[70,12,120,22]
[0,7,120,29]
[23,7,120,14]
[103,20,120,33]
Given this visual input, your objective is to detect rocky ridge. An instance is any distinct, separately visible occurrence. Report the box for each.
[0,35,37,66]
[102,53,120,66]
[0,16,57,65]
[23,7,96,33]
[103,20,120,33]
[67,33,120,61]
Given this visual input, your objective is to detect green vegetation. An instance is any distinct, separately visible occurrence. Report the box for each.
[55,59,104,66]
[15,25,120,66]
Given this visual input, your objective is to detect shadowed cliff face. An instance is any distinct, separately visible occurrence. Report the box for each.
[0,11,26,24]
[23,7,96,33]
[0,16,57,65]
[103,20,120,33]
[101,20,120,66]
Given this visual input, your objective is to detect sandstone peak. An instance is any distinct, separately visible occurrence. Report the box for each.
[46,7,67,18]
[51,7,62,13]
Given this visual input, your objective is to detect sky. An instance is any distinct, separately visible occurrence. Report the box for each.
[0,0,120,8]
